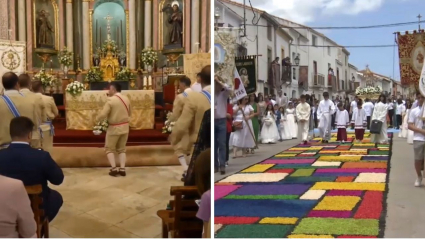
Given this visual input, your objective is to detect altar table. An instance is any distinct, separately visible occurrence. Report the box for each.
[65,90,155,130]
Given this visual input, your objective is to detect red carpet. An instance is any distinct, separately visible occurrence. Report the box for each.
[53,122,169,147]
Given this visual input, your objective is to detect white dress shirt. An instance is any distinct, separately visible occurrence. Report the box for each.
[191,82,202,93]
[363,102,374,117]
[215,84,231,119]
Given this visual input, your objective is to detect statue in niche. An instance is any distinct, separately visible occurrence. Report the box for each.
[281,57,292,84]
[119,52,127,67]
[36,10,54,48]
[163,1,183,47]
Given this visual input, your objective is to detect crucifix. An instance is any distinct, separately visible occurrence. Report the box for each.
[104,14,113,40]
[418,14,422,31]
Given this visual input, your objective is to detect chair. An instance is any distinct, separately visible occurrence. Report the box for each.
[25,185,49,238]
[157,186,203,238]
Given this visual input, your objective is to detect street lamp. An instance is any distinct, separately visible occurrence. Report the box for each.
[294,54,300,66]
[214,8,220,31]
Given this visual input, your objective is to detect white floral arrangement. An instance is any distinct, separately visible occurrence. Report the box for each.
[93,119,108,134]
[85,67,104,83]
[34,69,55,88]
[141,47,158,66]
[162,112,175,134]
[355,86,382,95]
[115,67,133,81]
[65,81,85,97]
[101,39,118,54]
[58,47,73,66]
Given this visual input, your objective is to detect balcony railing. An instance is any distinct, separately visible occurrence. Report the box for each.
[312,73,325,87]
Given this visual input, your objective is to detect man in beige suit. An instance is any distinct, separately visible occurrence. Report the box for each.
[32,81,58,153]
[0,72,38,149]
[170,65,211,157]
[0,175,36,238]
[170,76,193,180]
[97,82,131,177]
[18,74,46,149]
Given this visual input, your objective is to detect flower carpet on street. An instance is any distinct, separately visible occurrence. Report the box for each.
[215,132,392,238]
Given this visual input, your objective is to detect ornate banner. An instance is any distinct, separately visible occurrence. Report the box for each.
[235,56,257,95]
[65,90,155,130]
[183,52,211,85]
[397,30,425,85]
[0,40,26,94]
[214,31,236,88]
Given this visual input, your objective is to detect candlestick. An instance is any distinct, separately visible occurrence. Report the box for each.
[148,75,152,89]
[100,27,102,45]
[120,20,123,47]
[116,26,119,46]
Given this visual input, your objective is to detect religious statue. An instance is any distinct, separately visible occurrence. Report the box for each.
[118,52,127,67]
[281,57,292,84]
[36,10,54,48]
[93,53,100,67]
[417,51,424,64]
[268,57,281,91]
[239,68,249,87]
[164,1,183,46]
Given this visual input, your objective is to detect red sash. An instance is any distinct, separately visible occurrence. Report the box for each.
[115,94,129,115]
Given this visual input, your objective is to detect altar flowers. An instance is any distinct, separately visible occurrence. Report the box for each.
[93,119,109,135]
[116,67,133,81]
[86,67,104,82]
[141,47,158,66]
[66,81,85,97]
[34,69,55,89]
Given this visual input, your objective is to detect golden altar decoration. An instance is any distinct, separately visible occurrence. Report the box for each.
[65,90,155,130]
[99,45,119,81]
[183,52,211,85]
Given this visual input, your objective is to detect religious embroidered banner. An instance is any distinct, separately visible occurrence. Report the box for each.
[0,40,26,94]
[397,30,425,85]
[235,56,257,95]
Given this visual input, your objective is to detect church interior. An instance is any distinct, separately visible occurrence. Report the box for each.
[0,0,211,237]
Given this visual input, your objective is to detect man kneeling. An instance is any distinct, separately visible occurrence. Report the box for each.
[0,117,64,222]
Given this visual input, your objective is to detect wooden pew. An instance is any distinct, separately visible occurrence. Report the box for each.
[25,185,49,238]
[157,186,203,238]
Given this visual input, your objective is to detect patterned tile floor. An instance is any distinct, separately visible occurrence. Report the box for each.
[215,133,392,238]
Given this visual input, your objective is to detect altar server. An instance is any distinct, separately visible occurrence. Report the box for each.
[32,81,58,153]
[170,76,193,180]
[170,65,211,159]
[0,72,38,149]
[97,82,131,177]
[296,94,311,144]
[18,74,46,149]
[351,99,367,142]
[317,92,336,143]
[371,94,389,144]
[335,102,350,142]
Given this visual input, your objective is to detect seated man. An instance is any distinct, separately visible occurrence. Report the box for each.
[0,117,64,222]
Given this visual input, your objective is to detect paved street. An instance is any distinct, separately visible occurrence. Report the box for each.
[215,131,425,237]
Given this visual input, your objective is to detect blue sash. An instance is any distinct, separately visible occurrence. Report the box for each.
[42,120,55,136]
[201,90,211,103]
[0,95,20,117]
[182,92,188,97]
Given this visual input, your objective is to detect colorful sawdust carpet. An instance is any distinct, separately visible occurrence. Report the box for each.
[215,133,392,238]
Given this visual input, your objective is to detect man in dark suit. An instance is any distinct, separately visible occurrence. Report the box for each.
[0,117,64,222]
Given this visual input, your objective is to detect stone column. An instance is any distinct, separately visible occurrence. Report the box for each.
[144,0,152,48]
[191,0,199,53]
[82,1,90,69]
[17,0,25,41]
[66,1,73,52]
[129,0,136,68]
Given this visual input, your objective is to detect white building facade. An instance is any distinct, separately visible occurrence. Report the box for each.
[216,0,358,100]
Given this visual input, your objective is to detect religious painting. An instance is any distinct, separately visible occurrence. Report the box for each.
[160,0,184,50]
[397,31,425,85]
[235,56,257,95]
[33,0,59,51]
[214,31,236,89]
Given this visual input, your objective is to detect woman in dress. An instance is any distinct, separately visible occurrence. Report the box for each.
[249,94,260,153]
[260,104,280,143]
[257,94,266,132]
[399,100,411,138]
[283,102,298,139]
[232,97,256,158]
[371,94,389,144]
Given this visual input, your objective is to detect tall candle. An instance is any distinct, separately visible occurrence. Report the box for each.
[116,26,119,45]
[96,19,98,44]
[121,20,123,46]
[143,76,147,86]
[100,27,102,45]
[148,76,152,86]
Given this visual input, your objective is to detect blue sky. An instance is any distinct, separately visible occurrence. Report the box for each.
[233,0,423,81]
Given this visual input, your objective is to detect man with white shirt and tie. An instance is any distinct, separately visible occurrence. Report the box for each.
[214,75,231,175]
[363,98,374,130]
[0,72,38,149]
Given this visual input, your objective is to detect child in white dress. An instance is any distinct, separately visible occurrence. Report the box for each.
[283,102,298,139]
[260,104,280,143]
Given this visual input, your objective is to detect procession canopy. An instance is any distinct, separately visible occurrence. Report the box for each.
[397,30,425,86]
